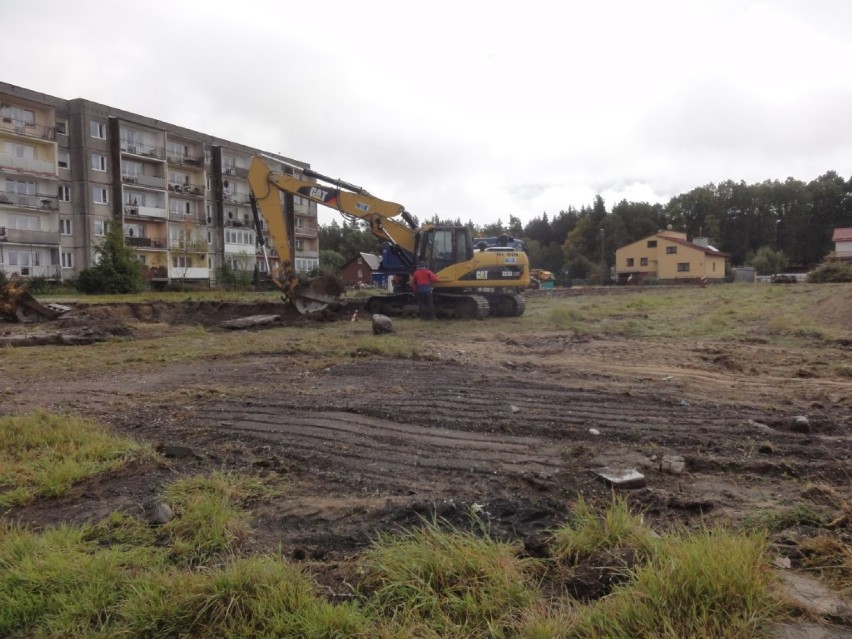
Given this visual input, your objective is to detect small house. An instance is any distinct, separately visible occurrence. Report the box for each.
[615,230,729,284]
[830,227,852,263]
[340,255,375,287]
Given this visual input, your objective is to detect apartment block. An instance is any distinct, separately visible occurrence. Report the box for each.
[0,81,319,285]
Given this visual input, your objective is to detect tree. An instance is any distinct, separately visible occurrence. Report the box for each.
[523,212,551,244]
[318,250,345,274]
[748,246,788,276]
[507,215,524,238]
[76,221,146,294]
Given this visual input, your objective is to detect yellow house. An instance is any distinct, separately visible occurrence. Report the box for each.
[615,230,729,284]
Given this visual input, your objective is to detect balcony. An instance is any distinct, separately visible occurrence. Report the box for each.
[0,227,61,245]
[122,173,166,189]
[126,236,166,249]
[294,226,317,238]
[168,239,207,252]
[0,152,56,176]
[144,266,168,280]
[167,152,204,167]
[168,182,205,197]
[168,266,209,279]
[121,141,165,160]
[223,191,251,205]
[169,212,205,225]
[0,191,58,211]
[222,165,248,178]
[124,205,168,220]
[0,117,55,141]
[0,264,61,279]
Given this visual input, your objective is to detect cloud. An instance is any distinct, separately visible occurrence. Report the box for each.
[3,0,852,229]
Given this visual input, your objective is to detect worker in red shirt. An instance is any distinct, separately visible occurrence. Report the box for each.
[410,261,439,319]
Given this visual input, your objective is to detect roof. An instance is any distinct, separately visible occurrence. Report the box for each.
[664,236,730,257]
[342,253,380,270]
[832,227,852,242]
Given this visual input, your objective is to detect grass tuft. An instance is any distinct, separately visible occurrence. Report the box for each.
[161,471,268,565]
[0,410,154,508]
[572,528,776,639]
[359,518,540,637]
[550,494,656,564]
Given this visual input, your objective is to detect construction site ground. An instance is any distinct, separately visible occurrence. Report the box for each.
[1,285,850,630]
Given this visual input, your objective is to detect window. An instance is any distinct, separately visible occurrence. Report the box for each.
[207,230,212,244]
[647,240,657,248]
[90,121,106,139]
[6,178,37,195]
[4,141,35,158]
[8,250,31,267]
[640,257,648,266]
[626,258,634,267]
[61,251,73,268]
[55,120,68,136]
[121,159,142,178]
[173,255,190,268]
[677,262,690,272]
[666,246,677,254]
[9,214,40,230]
[58,149,70,169]
[91,153,107,171]
[92,187,109,204]
[58,185,71,201]
[295,239,303,251]
[60,218,72,235]
[95,220,107,236]
[1,105,35,125]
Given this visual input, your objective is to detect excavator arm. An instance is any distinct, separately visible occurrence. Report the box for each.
[247,155,530,319]
[247,156,419,312]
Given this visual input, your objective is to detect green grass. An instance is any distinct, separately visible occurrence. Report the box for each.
[568,529,776,639]
[740,502,830,533]
[0,410,154,508]
[162,471,273,565]
[359,517,540,638]
[550,494,657,564]
[520,284,847,343]
[0,494,787,639]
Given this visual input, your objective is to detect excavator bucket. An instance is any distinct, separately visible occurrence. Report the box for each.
[291,275,346,314]
[1,280,67,323]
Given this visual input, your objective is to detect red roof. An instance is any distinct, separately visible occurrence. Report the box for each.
[663,236,730,257]
[832,227,852,242]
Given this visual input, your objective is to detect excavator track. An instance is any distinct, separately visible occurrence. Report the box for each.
[435,293,489,319]
[488,292,526,317]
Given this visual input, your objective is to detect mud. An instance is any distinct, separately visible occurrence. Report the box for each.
[1,290,850,610]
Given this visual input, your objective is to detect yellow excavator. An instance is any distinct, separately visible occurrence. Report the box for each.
[0,279,66,322]
[247,156,530,318]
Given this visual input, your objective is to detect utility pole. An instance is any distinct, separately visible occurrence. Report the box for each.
[599,227,605,285]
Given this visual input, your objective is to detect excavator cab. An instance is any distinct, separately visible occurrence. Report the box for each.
[416,226,473,274]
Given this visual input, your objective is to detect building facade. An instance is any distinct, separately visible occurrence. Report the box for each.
[829,227,852,263]
[0,82,319,285]
[615,230,729,284]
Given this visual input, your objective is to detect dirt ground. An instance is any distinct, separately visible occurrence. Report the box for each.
[1,288,851,612]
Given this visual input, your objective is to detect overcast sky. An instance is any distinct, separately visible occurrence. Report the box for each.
[3,0,851,228]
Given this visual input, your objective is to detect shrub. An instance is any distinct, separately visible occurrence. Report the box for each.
[807,261,852,283]
[76,221,146,294]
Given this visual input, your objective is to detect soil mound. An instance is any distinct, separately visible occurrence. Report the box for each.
[807,285,852,330]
